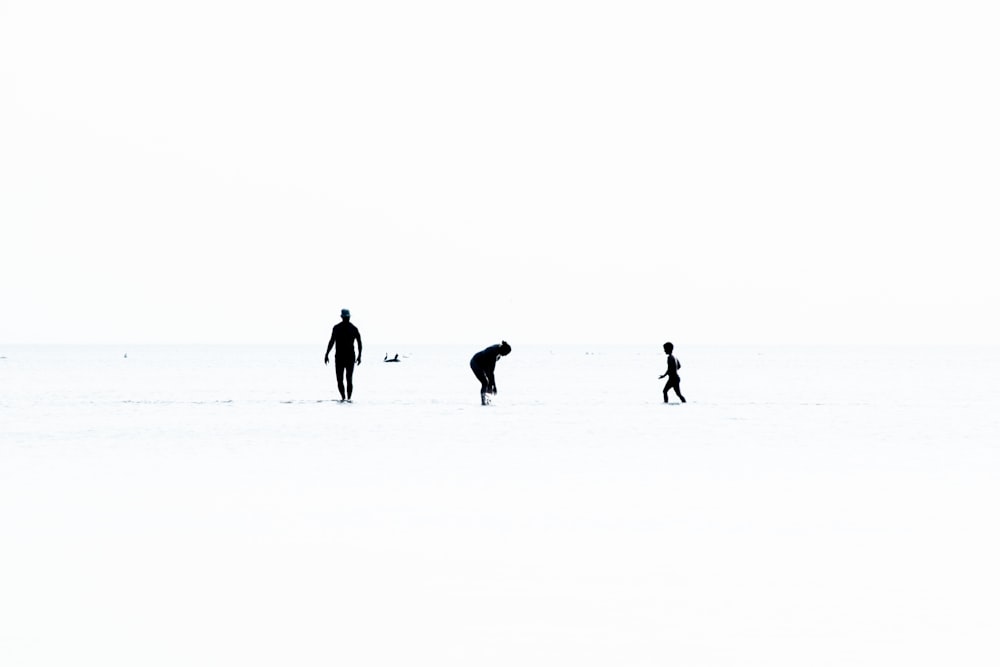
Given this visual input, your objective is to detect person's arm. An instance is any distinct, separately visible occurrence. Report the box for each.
[324,330,335,365]
[355,329,363,365]
[485,368,497,394]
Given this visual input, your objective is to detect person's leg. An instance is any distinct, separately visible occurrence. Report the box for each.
[335,359,347,400]
[471,362,490,401]
[345,359,355,399]
[471,363,488,390]
[664,377,685,403]
[674,378,686,403]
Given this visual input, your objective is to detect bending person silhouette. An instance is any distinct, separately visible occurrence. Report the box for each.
[658,341,686,403]
[470,341,512,405]
[324,308,363,401]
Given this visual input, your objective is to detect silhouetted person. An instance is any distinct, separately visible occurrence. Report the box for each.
[384,353,400,362]
[658,341,686,403]
[324,308,362,401]
[470,341,512,405]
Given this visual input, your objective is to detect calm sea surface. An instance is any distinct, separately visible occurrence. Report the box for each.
[2,345,999,666]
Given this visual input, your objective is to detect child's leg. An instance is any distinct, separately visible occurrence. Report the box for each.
[664,378,685,403]
[674,378,686,403]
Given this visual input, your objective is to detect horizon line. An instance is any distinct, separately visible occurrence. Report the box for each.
[2,341,996,347]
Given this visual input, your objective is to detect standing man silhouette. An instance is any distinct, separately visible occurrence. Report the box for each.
[658,341,686,403]
[325,308,363,401]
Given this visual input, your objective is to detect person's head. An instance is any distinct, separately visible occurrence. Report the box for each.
[341,308,351,320]
[499,340,512,356]
[663,342,674,354]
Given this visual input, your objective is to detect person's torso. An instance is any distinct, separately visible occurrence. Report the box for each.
[667,354,680,376]
[471,345,501,370]
[332,322,359,356]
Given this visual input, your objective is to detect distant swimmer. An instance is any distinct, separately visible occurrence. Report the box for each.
[384,353,400,362]
[470,341,512,405]
[324,308,363,401]
[658,341,686,403]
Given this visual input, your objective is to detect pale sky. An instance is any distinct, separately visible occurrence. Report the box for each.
[2,1,998,344]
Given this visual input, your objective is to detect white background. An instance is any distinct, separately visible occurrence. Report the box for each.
[2,1,998,344]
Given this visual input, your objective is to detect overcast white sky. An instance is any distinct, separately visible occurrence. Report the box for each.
[2,1,998,344]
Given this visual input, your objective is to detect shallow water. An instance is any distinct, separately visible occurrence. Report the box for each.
[2,345,999,665]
